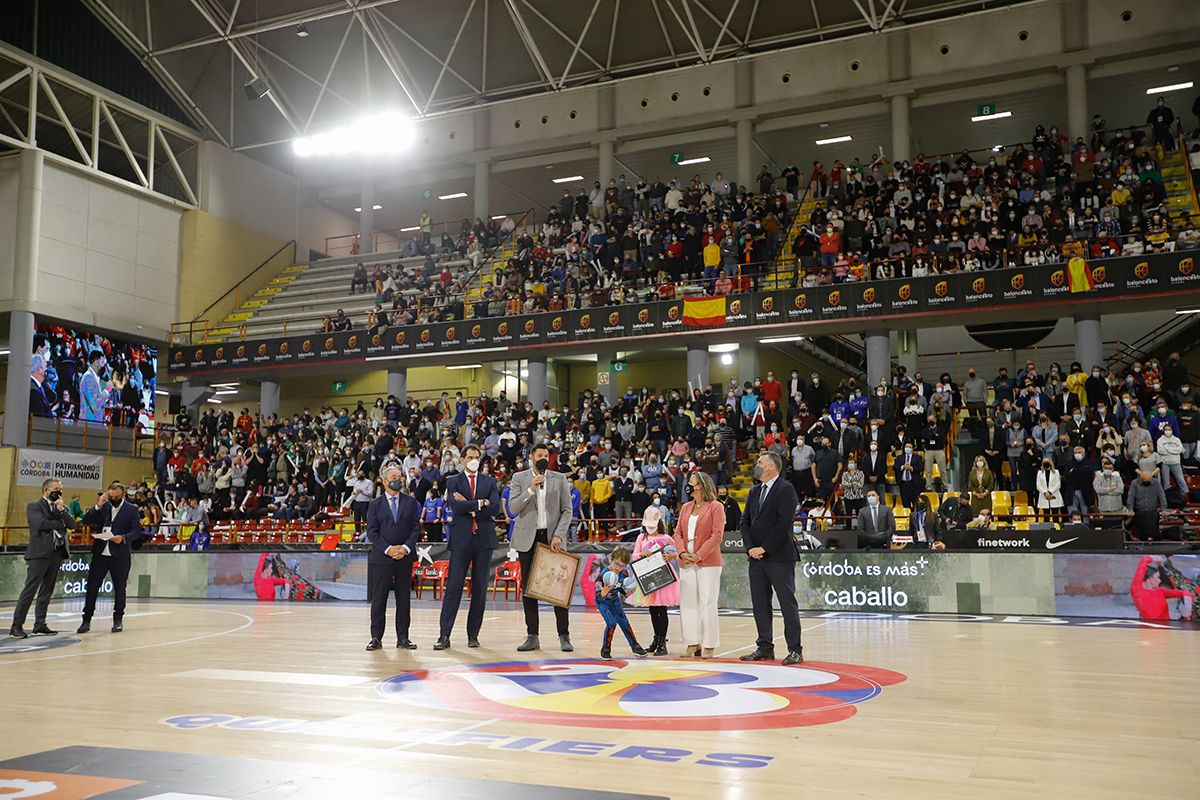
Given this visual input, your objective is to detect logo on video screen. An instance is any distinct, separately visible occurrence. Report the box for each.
[861,287,875,304]
[608,311,620,326]
[1134,261,1150,279]
[214,347,225,360]
[1092,266,1107,283]
[443,327,455,341]
[826,290,841,307]
[933,280,948,298]
[666,305,680,321]
[301,340,311,353]
[637,308,650,324]
[579,313,591,329]
[1180,257,1194,276]
[1050,270,1065,288]
[1010,273,1025,290]
[471,324,482,338]
[174,351,183,364]
[420,328,431,343]
[551,316,563,332]
[897,284,911,301]
[760,297,775,312]
[728,300,742,316]
[257,344,268,356]
[524,319,536,334]
[971,277,986,294]
[378,658,906,731]
[794,293,807,310]
[497,321,509,336]
[347,335,358,349]
[394,331,406,346]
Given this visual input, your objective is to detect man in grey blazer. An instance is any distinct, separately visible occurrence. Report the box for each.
[507,443,573,652]
[10,479,77,638]
[854,490,896,549]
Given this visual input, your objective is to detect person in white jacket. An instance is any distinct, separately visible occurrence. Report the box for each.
[1156,425,1187,494]
[1035,458,1063,522]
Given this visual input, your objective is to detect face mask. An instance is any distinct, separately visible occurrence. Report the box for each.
[752,465,765,480]
[1073,453,1083,461]
[1141,445,1150,452]
[904,447,913,455]
[466,458,481,473]
[1158,408,1167,416]
[652,498,661,506]
[867,496,878,507]
[48,490,62,502]
[976,460,985,468]
[387,479,403,492]
[535,458,549,473]
[847,462,856,470]
[685,484,695,497]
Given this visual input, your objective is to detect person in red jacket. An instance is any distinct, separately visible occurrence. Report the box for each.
[1129,556,1192,620]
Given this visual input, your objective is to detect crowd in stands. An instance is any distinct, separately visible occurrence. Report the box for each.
[139,348,1199,547]
[311,103,1199,336]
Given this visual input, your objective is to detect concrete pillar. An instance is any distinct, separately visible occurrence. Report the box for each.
[387,368,408,403]
[686,345,710,393]
[473,160,490,220]
[736,119,754,194]
[473,107,491,150]
[259,380,280,419]
[1065,64,1089,145]
[359,179,376,255]
[1074,313,1102,373]
[595,350,618,405]
[865,329,891,390]
[737,343,760,387]
[3,310,35,446]
[598,140,614,195]
[181,380,213,413]
[735,60,754,107]
[526,358,548,409]
[891,94,911,164]
[895,329,918,377]
[13,149,42,303]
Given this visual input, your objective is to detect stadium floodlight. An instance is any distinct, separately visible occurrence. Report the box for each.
[678,156,711,165]
[552,175,585,183]
[815,135,852,145]
[1146,81,1193,94]
[720,354,734,366]
[292,111,414,157]
[438,192,468,200]
[971,111,1012,122]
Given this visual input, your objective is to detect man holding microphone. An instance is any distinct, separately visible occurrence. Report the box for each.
[9,479,77,638]
[365,464,421,652]
[508,444,573,653]
[78,481,140,634]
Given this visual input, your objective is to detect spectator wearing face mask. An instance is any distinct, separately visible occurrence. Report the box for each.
[1064,447,1094,521]
[966,456,995,516]
[1036,458,1063,522]
[1155,425,1186,496]
[840,458,866,516]
[1125,471,1169,540]
[1093,458,1124,520]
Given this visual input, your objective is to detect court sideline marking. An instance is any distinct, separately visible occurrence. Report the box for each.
[0,607,255,665]
[713,619,835,658]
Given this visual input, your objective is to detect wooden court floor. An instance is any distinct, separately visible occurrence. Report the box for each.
[2,597,1199,799]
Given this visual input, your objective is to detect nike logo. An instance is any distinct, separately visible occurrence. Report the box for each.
[1045,537,1079,550]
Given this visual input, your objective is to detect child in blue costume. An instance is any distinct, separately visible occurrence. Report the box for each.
[595,546,648,660]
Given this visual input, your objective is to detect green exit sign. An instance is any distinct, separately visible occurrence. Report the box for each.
[611,360,627,373]
[332,381,347,393]
[670,152,685,164]
[977,103,996,116]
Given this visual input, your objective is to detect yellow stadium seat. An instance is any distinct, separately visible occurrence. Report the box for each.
[1012,505,1031,530]
[1014,490,1029,507]
[991,491,1012,516]
[931,462,941,480]
[884,493,896,508]
[942,491,959,502]
[922,491,940,510]
[1001,462,1012,480]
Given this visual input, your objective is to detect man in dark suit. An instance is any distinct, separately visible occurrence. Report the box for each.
[78,482,141,634]
[740,452,803,666]
[29,354,55,418]
[366,464,422,651]
[855,490,896,548]
[10,479,76,638]
[435,445,500,649]
[893,446,925,508]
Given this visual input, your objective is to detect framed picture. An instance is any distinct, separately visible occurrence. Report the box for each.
[525,543,582,609]
[630,548,678,596]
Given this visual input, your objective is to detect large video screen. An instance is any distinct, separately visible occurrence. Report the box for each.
[32,321,158,428]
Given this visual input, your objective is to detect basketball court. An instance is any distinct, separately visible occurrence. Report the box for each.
[2,598,1198,798]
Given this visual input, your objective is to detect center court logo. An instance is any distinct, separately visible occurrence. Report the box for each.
[377,658,905,730]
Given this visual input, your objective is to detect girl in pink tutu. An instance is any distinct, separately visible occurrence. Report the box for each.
[631,506,679,655]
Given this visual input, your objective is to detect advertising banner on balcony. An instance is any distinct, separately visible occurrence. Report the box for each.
[16,447,104,489]
[169,252,1200,374]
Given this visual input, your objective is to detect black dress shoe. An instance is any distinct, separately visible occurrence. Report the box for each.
[467,637,480,648]
[517,635,540,652]
[111,621,124,633]
[781,650,804,666]
[31,625,58,636]
[366,638,383,651]
[396,639,418,650]
[433,636,451,650]
[739,647,776,662]
[8,626,28,639]
[76,620,91,634]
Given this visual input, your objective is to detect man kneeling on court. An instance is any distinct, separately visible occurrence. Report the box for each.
[365,464,421,652]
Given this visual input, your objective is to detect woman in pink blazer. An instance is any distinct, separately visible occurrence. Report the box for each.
[673,471,726,657]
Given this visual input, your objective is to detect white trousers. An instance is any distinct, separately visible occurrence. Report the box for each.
[678,565,723,649]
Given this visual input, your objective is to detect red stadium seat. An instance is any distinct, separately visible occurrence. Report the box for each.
[492,561,522,601]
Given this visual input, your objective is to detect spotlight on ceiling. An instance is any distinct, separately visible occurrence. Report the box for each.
[243,77,270,101]
[296,23,310,37]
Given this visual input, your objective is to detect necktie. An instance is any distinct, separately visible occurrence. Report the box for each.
[872,507,878,529]
[390,495,398,523]
[469,474,478,532]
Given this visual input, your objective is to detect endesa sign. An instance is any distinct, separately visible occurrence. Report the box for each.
[169,252,1199,374]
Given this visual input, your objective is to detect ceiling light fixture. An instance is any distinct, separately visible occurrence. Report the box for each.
[438,192,468,200]
[491,214,507,220]
[708,343,738,353]
[214,390,238,396]
[1146,81,1193,94]
[353,204,383,212]
[759,334,806,344]
[677,156,711,165]
[400,225,420,232]
[208,398,223,404]
[552,175,584,184]
[243,77,270,101]
[155,389,169,396]
[971,111,1012,122]
[720,354,734,366]
[815,135,853,145]
[295,23,310,37]
[446,364,483,369]
[292,111,414,157]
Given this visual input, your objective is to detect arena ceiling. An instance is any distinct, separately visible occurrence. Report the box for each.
[80,0,1036,153]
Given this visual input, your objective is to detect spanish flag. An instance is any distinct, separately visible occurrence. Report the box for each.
[1067,255,1094,293]
[683,296,727,327]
